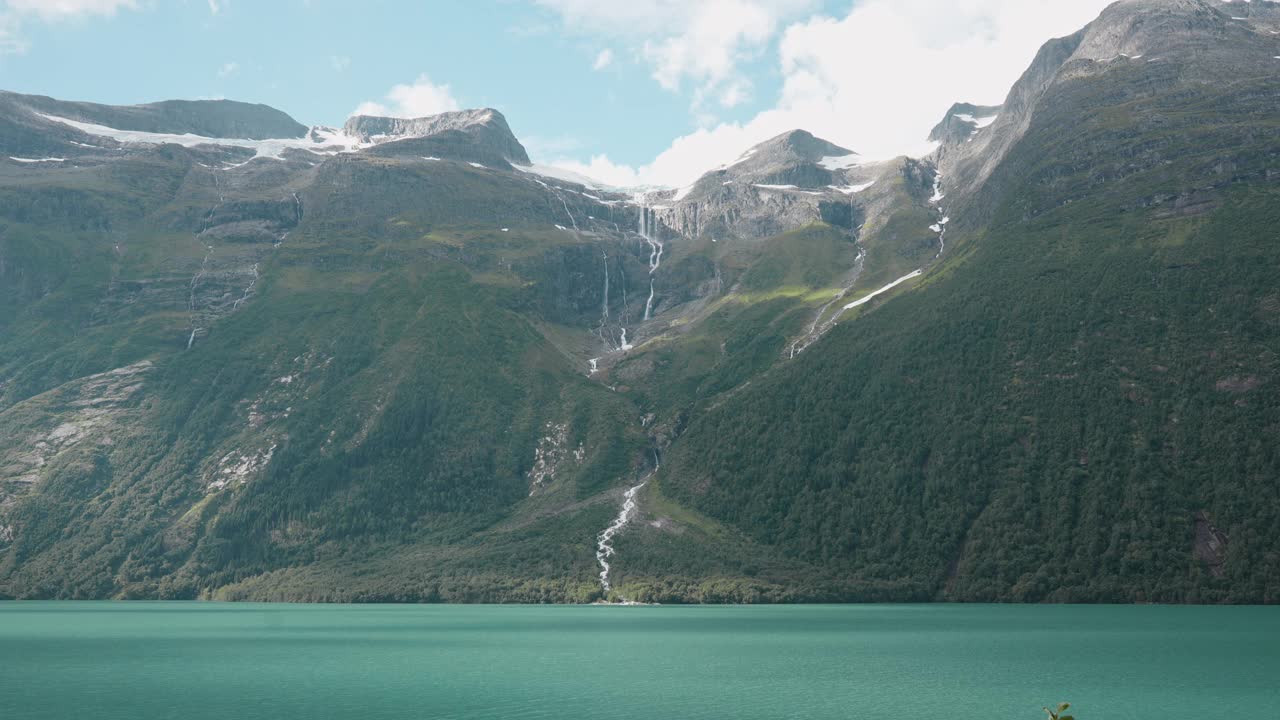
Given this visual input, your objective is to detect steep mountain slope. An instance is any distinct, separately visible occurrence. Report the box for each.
[0,83,921,601]
[1,0,1277,603]
[647,0,1280,603]
[935,0,1280,227]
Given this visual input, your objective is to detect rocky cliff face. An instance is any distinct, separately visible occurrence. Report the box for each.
[640,130,887,243]
[343,108,532,166]
[652,0,1280,605]
[928,103,1003,147]
[933,0,1280,228]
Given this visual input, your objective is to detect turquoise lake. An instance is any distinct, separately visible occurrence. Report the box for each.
[1,603,1277,719]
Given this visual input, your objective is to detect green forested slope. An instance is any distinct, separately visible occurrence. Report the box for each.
[654,61,1280,603]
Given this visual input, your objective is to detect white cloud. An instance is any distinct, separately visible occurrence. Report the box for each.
[0,0,137,53]
[217,61,238,78]
[641,0,794,91]
[352,74,461,119]
[537,0,815,110]
[207,0,220,15]
[547,0,1114,188]
[0,13,26,53]
[717,80,749,109]
[546,154,644,189]
[592,48,613,71]
[4,0,137,19]
[330,54,351,72]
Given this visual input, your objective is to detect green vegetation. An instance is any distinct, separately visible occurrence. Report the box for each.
[654,63,1280,603]
[2,35,1279,602]
[1045,703,1076,720]
[608,223,859,421]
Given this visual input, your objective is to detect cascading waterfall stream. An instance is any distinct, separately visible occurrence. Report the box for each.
[594,250,617,356]
[790,170,948,359]
[186,170,224,350]
[595,480,648,596]
[187,248,212,349]
[533,176,617,370]
[637,194,665,322]
[789,269,922,358]
[558,194,580,233]
[601,251,610,322]
[592,202,651,364]
[929,172,948,259]
[533,176,580,234]
[232,263,259,311]
[790,246,867,359]
[276,192,302,248]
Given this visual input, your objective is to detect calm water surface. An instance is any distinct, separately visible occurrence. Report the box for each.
[1,603,1277,719]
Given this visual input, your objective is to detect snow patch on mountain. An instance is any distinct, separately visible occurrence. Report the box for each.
[830,181,876,194]
[818,153,862,170]
[754,184,824,195]
[956,113,999,129]
[721,148,758,170]
[843,270,923,311]
[40,113,366,162]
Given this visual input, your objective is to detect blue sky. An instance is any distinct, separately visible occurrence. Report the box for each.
[0,0,1113,186]
[0,0,822,167]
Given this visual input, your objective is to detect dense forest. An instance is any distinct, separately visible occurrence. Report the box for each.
[656,62,1280,603]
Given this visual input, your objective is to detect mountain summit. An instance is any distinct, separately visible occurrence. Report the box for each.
[343,108,531,166]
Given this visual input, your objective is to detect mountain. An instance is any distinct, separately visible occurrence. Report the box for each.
[344,108,532,167]
[935,0,1280,226]
[646,129,873,240]
[656,0,1280,604]
[928,102,1002,147]
[0,91,308,159]
[1,0,1277,603]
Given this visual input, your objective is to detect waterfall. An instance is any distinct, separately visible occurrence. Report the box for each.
[791,168,943,359]
[595,251,618,353]
[601,251,610,321]
[559,194,579,233]
[186,246,212,349]
[595,482,648,595]
[930,172,948,259]
[187,169,224,349]
[637,194,664,321]
[232,263,259,311]
[790,247,866,358]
